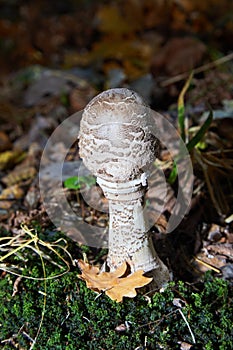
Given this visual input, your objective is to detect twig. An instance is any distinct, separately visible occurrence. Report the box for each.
[12,276,22,297]
[193,257,221,273]
[160,52,233,87]
[138,309,178,328]
[178,309,196,344]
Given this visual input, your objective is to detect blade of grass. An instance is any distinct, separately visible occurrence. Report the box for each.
[168,162,178,184]
[178,72,193,142]
[168,73,193,184]
[0,237,35,262]
[29,236,47,350]
[0,225,72,280]
[186,111,213,152]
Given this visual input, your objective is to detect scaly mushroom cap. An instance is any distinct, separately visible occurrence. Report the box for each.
[79,88,159,182]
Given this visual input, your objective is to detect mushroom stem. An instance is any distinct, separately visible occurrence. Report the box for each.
[97,175,170,287]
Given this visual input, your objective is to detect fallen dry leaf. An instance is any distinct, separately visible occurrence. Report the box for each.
[0,150,25,170]
[0,131,12,152]
[0,184,24,200]
[2,166,37,186]
[152,37,206,76]
[78,260,152,302]
[105,269,153,302]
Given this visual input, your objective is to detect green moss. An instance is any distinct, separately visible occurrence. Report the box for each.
[0,270,232,350]
[0,229,232,349]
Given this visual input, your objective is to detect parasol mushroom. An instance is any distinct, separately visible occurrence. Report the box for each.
[79,88,169,288]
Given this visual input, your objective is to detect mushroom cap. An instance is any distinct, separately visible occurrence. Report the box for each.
[79,88,159,182]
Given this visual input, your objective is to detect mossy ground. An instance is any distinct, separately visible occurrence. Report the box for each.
[0,230,232,350]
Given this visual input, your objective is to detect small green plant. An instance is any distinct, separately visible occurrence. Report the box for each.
[64,175,96,190]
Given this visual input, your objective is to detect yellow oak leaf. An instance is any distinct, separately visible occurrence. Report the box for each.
[105,270,152,302]
[78,260,127,291]
[78,260,152,302]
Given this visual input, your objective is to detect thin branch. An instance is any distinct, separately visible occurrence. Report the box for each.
[160,52,233,87]
[178,309,196,344]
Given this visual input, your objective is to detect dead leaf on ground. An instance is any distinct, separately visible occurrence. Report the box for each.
[0,185,24,200]
[78,260,152,302]
[178,341,193,350]
[0,150,25,170]
[152,37,206,76]
[2,166,37,186]
[0,131,12,152]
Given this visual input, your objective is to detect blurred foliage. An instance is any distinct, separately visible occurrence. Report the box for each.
[0,0,233,77]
